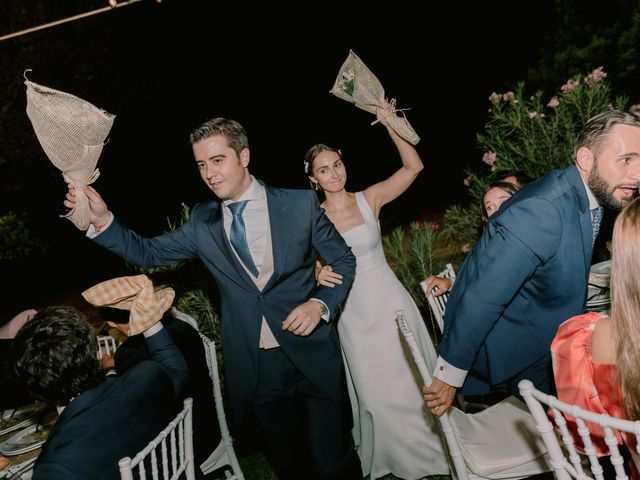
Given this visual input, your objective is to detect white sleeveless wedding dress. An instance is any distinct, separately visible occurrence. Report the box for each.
[337,192,449,479]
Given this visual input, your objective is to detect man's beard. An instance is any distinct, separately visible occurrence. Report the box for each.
[588,162,637,211]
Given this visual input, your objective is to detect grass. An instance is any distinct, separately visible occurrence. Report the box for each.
[206,450,452,480]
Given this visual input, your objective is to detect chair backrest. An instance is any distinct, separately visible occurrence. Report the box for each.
[518,379,640,480]
[118,397,196,480]
[424,263,456,334]
[395,310,550,480]
[197,331,244,478]
[170,307,244,478]
[97,334,118,360]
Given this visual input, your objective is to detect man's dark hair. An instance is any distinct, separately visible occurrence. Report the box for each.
[497,170,532,187]
[188,117,249,157]
[574,109,640,159]
[10,305,105,405]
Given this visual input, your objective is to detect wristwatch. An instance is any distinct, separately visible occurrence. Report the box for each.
[312,299,329,320]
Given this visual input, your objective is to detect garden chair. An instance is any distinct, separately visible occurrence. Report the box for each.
[518,379,640,480]
[197,331,244,479]
[170,309,244,479]
[423,263,456,334]
[97,334,118,360]
[118,397,196,480]
[396,310,551,480]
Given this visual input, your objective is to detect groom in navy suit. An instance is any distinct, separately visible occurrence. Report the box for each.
[65,118,361,480]
[424,110,640,416]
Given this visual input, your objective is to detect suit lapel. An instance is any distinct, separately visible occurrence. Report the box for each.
[565,164,593,277]
[264,185,290,291]
[206,203,257,289]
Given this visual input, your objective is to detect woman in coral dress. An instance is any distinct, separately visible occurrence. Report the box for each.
[552,197,640,479]
[304,100,449,479]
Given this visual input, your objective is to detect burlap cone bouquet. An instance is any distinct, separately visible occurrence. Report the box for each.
[329,50,420,145]
[25,75,115,230]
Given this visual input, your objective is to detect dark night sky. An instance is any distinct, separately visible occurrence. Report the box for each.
[1,0,556,312]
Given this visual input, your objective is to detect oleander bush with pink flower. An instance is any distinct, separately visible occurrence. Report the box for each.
[382,67,638,304]
[440,66,633,250]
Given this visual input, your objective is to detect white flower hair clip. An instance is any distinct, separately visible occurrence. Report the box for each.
[303,159,310,174]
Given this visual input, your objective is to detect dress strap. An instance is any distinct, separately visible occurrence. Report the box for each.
[355,191,377,226]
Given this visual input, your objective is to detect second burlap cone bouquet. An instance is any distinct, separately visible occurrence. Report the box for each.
[329,50,420,145]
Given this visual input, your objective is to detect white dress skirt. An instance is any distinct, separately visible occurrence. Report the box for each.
[337,192,449,479]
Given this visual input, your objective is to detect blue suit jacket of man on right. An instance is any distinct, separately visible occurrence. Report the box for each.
[438,163,593,395]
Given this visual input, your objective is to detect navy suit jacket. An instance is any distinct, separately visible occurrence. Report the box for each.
[94,183,356,426]
[33,328,189,479]
[439,164,593,393]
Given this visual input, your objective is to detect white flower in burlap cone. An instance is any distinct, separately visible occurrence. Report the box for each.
[25,77,115,230]
[329,50,420,145]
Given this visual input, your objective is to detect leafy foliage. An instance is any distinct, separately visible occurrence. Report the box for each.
[175,289,219,343]
[382,222,445,308]
[528,0,640,99]
[443,67,630,249]
[0,212,46,261]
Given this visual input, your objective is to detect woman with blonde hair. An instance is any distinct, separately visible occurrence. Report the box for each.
[551,196,640,477]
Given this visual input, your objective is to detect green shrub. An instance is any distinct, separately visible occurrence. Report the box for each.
[0,211,46,261]
[444,67,630,249]
[382,221,445,308]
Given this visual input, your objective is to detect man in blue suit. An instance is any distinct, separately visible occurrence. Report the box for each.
[424,109,640,416]
[9,302,190,480]
[64,118,361,480]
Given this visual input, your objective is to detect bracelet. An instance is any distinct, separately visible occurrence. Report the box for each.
[94,214,111,232]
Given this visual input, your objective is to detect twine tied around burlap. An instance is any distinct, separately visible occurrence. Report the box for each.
[24,71,115,230]
[329,50,420,145]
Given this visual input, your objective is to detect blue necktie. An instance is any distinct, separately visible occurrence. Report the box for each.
[228,200,259,277]
[591,206,604,246]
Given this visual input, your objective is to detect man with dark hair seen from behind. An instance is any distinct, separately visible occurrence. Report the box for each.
[9,301,190,479]
[424,109,640,416]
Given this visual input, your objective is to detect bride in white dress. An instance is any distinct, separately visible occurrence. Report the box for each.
[304,101,450,479]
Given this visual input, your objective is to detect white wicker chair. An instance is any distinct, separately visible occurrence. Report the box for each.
[170,308,244,479]
[396,310,551,480]
[97,334,118,360]
[423,263,456,334]
[197,332,244,479]
[518,379,640,480]
[118,397,196,480]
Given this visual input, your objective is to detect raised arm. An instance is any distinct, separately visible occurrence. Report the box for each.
[144,325,189,398]
[363,99,424,218]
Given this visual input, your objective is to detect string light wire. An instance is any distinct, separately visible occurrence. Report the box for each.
[0,0,153,43]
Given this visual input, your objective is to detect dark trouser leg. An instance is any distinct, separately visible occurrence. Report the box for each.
[506,352,556,400]
[302,373,362,480]
[251,348,362,480]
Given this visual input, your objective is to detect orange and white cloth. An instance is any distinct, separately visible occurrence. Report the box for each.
[82,274,175,336]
